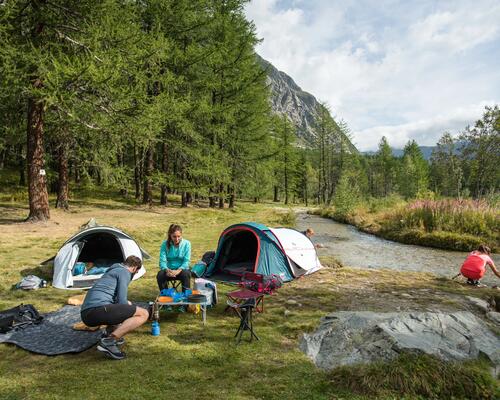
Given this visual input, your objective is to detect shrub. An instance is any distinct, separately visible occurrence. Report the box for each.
[394,199,499,237]
[367,194,406,213]
[277,209,296,227]
[332,174,361,218]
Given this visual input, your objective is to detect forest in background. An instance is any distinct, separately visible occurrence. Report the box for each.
[0,1,498,223]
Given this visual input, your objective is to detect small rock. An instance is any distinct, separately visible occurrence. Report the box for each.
[400,293,412,298]
[486,311,500,324]
[298,303,303,307]
[466,296,490,313]
[284,309,291,317]
[286,299,298,305]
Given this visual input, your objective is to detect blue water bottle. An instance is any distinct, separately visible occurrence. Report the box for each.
[151,321,160,336]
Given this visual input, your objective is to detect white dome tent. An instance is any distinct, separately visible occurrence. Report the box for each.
[52,225,150,289]
[270,228,323,276]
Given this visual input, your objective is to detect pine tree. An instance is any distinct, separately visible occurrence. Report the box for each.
[459,106,500,197]
[375,136,395,196]
[430,132,462,197]
[397,140,429,198]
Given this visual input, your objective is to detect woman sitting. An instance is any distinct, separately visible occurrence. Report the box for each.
[460,244,499,286]
[156,224,192,292]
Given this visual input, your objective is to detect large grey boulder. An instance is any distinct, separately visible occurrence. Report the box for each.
[300,311,500,371]
[466,296,490,313]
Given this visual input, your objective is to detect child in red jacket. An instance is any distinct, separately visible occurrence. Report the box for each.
[460,245,500,285]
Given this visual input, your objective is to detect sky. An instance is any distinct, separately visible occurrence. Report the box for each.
[245,0,500,151]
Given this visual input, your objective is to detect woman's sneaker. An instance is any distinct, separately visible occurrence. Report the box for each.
[97,337,126,360]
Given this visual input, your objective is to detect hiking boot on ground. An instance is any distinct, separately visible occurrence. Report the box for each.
[97,337,126,360]
[101,332,125,346]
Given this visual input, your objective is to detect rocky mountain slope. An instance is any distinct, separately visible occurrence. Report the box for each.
[258,54,357,152]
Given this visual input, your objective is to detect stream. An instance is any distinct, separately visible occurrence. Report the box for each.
[296,213,499,285]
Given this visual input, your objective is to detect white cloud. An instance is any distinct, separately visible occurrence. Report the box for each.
[356,101,496,151]
[409,7,500,52]
[245,0,500,151]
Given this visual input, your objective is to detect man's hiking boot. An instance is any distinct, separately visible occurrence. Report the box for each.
[97,337,126,360]
[101,332,125,346]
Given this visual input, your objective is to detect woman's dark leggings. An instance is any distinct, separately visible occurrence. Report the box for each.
[156,269,191,291]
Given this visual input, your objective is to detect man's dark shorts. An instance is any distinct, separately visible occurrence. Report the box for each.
[81,304,136,327]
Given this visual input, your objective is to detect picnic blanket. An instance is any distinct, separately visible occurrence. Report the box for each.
[0,305,102,355]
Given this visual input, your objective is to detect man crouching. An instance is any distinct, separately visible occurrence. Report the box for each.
[80,255,149,360]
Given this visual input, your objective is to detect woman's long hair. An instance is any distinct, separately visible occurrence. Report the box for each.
[167,224,182,249]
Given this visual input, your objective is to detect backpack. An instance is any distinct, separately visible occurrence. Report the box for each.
[15,275,47,290]
[238,273,283,294]
[191,262,207,278]
[0,304,43,333]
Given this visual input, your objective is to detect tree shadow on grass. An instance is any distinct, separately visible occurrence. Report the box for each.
[0,217,26,225]
[0,205,27,225]
[20,264,53,281]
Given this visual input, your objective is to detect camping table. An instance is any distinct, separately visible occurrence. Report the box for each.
[154,297,209,325]
[226,289,266,313]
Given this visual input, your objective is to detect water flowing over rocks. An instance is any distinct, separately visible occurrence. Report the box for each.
[300,311,500,371]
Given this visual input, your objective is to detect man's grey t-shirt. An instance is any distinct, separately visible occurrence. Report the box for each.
[81,264,132,311]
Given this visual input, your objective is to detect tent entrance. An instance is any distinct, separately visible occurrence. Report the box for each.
[69,233,124,289]
[215,229,259,278]
[77,232,124,265]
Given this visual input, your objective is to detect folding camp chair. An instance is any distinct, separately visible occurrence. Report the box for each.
[227,298,259,344]
[164,280,182,291]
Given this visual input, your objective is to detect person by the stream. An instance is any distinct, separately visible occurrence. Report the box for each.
[301,228,324,248]
[459,245,500,286]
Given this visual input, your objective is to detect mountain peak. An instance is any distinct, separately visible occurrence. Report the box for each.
[257,55,356,152]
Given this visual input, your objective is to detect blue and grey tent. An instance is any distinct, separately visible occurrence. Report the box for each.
[205,222,322,283]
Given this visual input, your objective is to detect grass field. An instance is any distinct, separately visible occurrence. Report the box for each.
[0,195,498,399]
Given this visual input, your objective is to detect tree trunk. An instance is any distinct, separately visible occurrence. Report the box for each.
[74,159,80,184]
[55,141,69,210]
[273,185,279,202]
[134,144,141,199]
[304,180,308,207]
[218,183,224,208]
[228,185,235,208]
[142,145,153,205]
[209,187,216,207]
[0,147,6,169]
[160,142,168,206]
[26,96,50,221]
[18,144,26,186]
[284,164,289,205]
[181,191,188,207]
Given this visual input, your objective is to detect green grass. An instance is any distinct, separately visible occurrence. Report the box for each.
[0,193,498,399]
[331,353,499,400]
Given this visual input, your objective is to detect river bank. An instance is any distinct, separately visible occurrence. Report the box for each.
[310,202,499,253]
[297,213,499,285]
